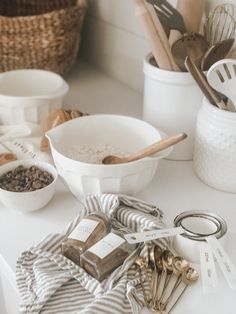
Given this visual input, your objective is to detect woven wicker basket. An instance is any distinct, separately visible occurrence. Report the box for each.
[0,0,87,74]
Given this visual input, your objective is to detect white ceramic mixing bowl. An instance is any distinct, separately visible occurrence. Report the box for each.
[46,114,172,199]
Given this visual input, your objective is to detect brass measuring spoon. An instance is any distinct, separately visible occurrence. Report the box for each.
[149,245,163,309]
[135,256,150,307]
[154,250,174,310]
[159,256,189,311]
[166,266,199,314]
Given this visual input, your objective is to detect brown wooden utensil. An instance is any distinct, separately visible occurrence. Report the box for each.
[169,0,206,46]
[134,0,179,71]
[171,33,209,71]
[147,0,186,34]
[185,56,227,110]
[175,0,206,34]
[200,38,234,71]
[102,132,187,164]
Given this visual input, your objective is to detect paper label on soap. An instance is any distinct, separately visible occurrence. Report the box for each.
[124,227,184,244]
[68,219,99,242]
[199,242,218,294]
[88,233,125,259]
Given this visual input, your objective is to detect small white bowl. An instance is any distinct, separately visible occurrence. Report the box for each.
[0,69,69,124]
[0,159,58,212]
[46,114,172,199]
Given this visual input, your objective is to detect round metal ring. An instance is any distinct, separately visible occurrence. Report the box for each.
[173,210,227,242]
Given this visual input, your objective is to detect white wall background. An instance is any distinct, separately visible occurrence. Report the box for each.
[81,0,236,92]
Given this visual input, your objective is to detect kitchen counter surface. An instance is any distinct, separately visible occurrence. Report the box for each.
[0,61,236,314]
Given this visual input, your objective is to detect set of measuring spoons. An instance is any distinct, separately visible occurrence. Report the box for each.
[135,247,198,313]
[126,209,236,310]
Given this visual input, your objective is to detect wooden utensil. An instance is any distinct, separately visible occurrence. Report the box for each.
[169,0,206,45]
[201,38,234,71]
[175,0,206,34]
[184,56,227,110]
[102,132,187,164]
[147,0,208,72]
[134,0,179,71]
[147,0,187,34]
[171,33,209,71]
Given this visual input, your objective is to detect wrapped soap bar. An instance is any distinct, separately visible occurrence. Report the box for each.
[80,229,136,282]
[61,212,110,265]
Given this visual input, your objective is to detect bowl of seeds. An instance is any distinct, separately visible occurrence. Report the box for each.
[0,159,58,212]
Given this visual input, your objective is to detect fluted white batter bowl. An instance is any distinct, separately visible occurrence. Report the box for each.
[46,114,172,199]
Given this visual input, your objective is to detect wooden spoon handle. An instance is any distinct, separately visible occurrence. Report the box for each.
[124,132,187,163]
[134,0,179,71]
[169,0,206,45]
[185,56,227,110]
[177,0,206,33]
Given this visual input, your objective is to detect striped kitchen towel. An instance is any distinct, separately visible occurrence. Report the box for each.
[16,194,169,314]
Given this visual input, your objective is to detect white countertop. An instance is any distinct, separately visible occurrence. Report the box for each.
[0,61,236,314]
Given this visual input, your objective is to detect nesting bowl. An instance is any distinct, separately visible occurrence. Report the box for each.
[46,114,172,199]
[0,159,58,212]
[0,69,69,124]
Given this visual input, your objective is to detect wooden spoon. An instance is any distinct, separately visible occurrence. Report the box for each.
[171,33,209,71]
[102,132,187,165]
[201,38,234,71]
[184,56,227,110]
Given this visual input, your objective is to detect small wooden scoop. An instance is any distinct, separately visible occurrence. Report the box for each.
[102,132,187,165]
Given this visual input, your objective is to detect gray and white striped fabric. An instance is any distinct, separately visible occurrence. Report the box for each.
[16,194,169,314]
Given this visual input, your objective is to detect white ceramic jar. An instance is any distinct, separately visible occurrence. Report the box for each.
[194,98,236,193]
[143,53,203,161]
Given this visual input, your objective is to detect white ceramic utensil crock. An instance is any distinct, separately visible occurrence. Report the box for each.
[194,97,236,192]
[143,53,203,160]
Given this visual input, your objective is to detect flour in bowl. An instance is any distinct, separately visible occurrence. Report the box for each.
[63,144,130,164]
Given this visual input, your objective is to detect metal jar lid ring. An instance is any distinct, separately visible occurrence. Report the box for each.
[174,210,227,241]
